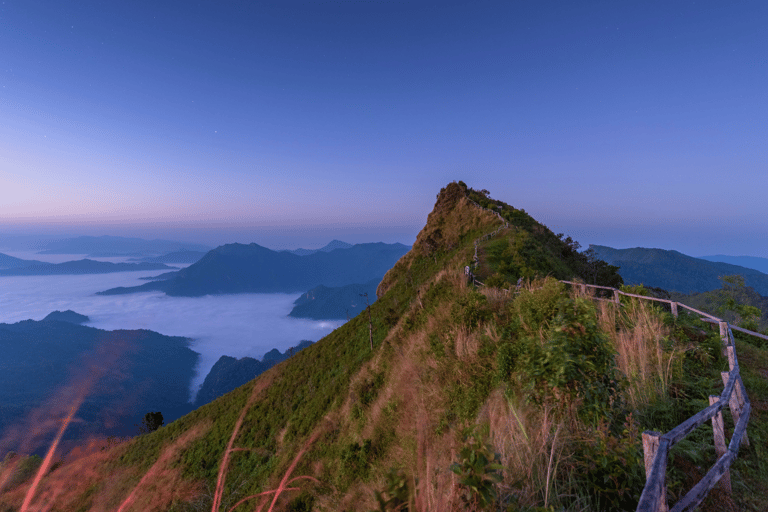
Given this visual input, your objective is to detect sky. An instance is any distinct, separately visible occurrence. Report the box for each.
[1,1,766,256]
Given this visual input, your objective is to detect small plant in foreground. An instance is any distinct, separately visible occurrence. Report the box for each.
[373,468,413,511]
[451,426,502,510]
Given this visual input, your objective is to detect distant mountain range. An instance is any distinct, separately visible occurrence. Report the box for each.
[0,255,173,276]
[0,313,199,453]
[0,252,43,269]
[194,341,314,407]
[700,254,768,275]
[128,250,208,264]
[590,245,768,294]
[98,241,410,296]
[36,235,211,257]
[281,239,353,256]
[289,279,380,320]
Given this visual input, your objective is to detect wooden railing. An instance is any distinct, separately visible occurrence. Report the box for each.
[559,281,754,512]
[463,195,756,510]
[465,196,509,271]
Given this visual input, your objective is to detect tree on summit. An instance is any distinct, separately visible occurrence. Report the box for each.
[137,411,164,434]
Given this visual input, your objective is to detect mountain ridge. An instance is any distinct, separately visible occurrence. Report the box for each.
[590,244,768,294]
[97,241,410,296]
[0,257,174,276]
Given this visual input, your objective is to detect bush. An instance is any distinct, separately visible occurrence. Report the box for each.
[454,290,491,330]
[573,417,644,511]
[451,426,502,510]
[511,278,565,335]
[513,297,620,423]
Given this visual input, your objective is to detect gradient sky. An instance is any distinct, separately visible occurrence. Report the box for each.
[1,1,766,255]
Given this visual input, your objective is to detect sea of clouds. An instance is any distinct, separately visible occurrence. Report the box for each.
[0,250,344,400]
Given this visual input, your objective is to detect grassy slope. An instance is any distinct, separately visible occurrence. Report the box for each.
[3,182,768,511]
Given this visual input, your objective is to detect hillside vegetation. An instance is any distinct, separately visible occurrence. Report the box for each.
[3,182,768,512]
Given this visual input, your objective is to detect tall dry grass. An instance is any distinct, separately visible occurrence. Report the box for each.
[481,390,568,510]
[599,299,687,409]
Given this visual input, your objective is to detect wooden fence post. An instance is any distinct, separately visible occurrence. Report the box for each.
[642,431,668,512]
[721,372,750,447]
[726,345,736,372]
[613,289,621,305]
[670,302,678,318]
[708,396,732,494]
[719,321,730,358]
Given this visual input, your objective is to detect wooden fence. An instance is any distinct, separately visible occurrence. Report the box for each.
[464,195,755,510]
[558,281,754,512]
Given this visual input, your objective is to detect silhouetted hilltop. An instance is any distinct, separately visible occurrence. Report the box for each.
[289,279,380,320]
[41,310,89,324]
[0,253,43,270]
[194,341,313,407]
[98,242,410,296]
[0,317,198,454]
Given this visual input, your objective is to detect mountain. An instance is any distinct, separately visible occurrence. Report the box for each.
[700,254,768,275]
[41,310,89,324]
[289,279,380,320]
[36,235,211,257]
[0,259,174,276]
[194,341,314,407]
[590,245,768,294]
[0,315,198,454]
[128,250,208,264]
[11,183,768,511]
[0,253,44,270]
[283,239,354,256]
[97,242,411,296]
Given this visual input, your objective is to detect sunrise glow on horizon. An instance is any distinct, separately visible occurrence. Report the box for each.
[2,1,766,255]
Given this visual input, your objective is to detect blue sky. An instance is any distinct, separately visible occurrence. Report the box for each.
[1,1,766,255]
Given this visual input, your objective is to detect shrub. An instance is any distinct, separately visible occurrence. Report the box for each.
[572,416,644,511]
[513,297,620,423]
[454,290,491,330]
[451,426,503,510]
[511,278,565,335]
[373,468,413,511]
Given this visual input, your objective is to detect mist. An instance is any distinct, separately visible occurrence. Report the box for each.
[0,269,344,401]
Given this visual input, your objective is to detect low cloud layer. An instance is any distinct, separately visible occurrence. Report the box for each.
[0,270,343,400]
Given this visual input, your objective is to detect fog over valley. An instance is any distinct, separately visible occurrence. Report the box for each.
[0,268,344,400]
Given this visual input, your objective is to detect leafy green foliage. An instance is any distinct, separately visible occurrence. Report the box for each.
[509,278,565,335]
[450,427,503,510]
[0,453,42,490]
[453,290,491,330]
[572,418,644,511]
[373,468,413,511]
[504,295,620,422]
